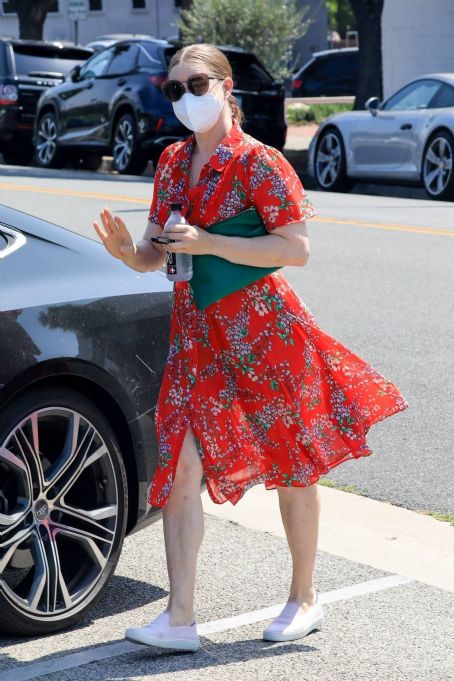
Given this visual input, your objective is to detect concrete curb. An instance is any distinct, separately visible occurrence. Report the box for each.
[201,484,454,593]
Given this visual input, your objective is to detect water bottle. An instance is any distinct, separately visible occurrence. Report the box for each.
[164,203,193,282]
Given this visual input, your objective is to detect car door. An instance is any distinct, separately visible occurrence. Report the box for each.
[99,43,141,143]
[58,48,113,143]
[349,79,443,178]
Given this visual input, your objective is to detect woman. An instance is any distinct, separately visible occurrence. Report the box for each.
[93,44,408,652]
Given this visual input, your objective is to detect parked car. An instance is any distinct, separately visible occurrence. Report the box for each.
[85,33,155,52]
[308,73,454,201]
[34,38,287,175]
[292,47,359,98]
[0,204,173,635]
[0,39,93,164]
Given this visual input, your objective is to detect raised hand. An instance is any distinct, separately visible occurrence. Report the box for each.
[93,207,136,260]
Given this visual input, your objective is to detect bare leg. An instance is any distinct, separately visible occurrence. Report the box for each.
[277,482,321,612]
[162,425,204,626]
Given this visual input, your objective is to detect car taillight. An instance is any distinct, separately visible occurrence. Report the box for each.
[0,84,18,105]
[292,79,303,91]
[149,74,166,89]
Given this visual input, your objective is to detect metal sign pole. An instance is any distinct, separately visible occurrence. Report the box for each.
[74,19,79,46]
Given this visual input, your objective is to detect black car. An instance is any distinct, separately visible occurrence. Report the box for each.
[0,205,172,635]
[34,38,287,175]
[0,39,93,164]
[292,47,359,97]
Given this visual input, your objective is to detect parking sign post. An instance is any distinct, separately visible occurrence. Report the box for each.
[67,0,87,45]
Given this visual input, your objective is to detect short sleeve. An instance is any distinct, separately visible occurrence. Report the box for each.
[246,145,317,231]
[147,145,174,226]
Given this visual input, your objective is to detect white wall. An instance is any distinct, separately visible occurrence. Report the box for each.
[382,0,454,99]
[0,0,180,44]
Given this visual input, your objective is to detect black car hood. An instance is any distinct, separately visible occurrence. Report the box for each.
[0,204,172,312]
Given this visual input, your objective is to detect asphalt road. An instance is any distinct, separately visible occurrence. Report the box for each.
[0,165,453,681]
[1,165,452,516]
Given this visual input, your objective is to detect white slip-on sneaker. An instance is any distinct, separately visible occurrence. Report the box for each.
[263,591,324,642]
[125,611,200,651]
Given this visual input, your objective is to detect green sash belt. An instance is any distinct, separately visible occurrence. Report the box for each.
[190,207,281,310]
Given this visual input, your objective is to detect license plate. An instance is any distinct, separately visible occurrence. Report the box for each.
[235,94,242,107]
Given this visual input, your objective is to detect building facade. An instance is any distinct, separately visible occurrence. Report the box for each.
[292,0,327,70]
[382,0,454,98]
[0,0,181,44]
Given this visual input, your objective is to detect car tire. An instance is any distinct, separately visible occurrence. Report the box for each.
[314,127,354,192]
[422,130,454,201]
[35,112,64,169]
[0,385,128,636]
[112,113,148,175]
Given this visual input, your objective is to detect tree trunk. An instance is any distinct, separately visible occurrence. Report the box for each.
[10,0,56,40]
[349,0,384,109]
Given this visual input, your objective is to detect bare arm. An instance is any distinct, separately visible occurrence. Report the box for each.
[163,219,311,267]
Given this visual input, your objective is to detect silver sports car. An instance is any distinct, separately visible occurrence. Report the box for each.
[308,73,454,201]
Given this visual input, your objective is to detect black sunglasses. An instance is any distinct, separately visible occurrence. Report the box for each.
[161,73,222,102]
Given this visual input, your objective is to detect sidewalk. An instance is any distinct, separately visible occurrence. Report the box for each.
[202,483,454,593]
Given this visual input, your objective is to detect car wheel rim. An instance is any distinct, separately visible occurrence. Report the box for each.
[0,407,119,621]
[315,132,342,188]
[423,137,453,196]
[113,119,133,171]
[36,117,57,165]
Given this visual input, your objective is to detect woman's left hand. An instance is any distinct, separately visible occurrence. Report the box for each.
[163,223,214,255]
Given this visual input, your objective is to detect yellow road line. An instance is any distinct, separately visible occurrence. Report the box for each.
[0,181,453,237]
[0,182,151,205]
[313,216,454,238]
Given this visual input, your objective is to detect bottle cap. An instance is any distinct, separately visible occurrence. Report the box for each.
[170,202,183,211]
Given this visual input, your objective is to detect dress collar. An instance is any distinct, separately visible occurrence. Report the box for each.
[182,119,244,172]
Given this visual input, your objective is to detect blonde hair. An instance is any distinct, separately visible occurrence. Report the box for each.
[168,43,244,126]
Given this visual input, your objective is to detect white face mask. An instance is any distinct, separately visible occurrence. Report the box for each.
[172,80,226,133]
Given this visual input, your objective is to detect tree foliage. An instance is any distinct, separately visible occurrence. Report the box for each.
[8,0,57,40]
[327,0,356,36]
[179,0,310,81]
[349,0,384,108]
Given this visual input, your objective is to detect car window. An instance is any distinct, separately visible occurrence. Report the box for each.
[105,44,140,76]
[223,52,274,90]
[138,44,163,68]
[383,79,442,111]
[12,45,91,77]
[310,54,355,79]
[80,48,112,79]
[429,83,454,108]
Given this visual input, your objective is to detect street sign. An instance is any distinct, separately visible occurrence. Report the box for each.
[68,0,87,21]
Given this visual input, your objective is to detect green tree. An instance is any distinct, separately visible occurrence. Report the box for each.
[327,0,356,36]
[7,0,58,40]
[349,0,384,108]
[179,0,310,81]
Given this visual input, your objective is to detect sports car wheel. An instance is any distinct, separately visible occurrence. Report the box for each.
[112,113,148,175]
[0,386,128,635]
[314,128,354,192]
[422,131,454,201]
[35,112,64,169]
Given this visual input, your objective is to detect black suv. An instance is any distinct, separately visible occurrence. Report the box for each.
[34,39,287,175]
[0,39,92,164]
[291,47,359,97]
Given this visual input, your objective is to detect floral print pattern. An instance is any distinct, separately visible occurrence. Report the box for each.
[147,121,408,508]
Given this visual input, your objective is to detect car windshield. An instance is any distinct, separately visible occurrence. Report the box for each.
[12,45,91,77]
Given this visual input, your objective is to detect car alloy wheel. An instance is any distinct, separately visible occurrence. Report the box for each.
[0,387,127,635]
[35,113,62,168]
[422,132,454,200]
[112,113,148,175]
[314,128,353,192]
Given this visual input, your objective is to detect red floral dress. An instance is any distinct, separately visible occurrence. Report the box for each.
[147,120,408,508]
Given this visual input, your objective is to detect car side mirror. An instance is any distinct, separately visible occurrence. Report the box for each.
[365,96,381,116]
[70,65,81,82]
